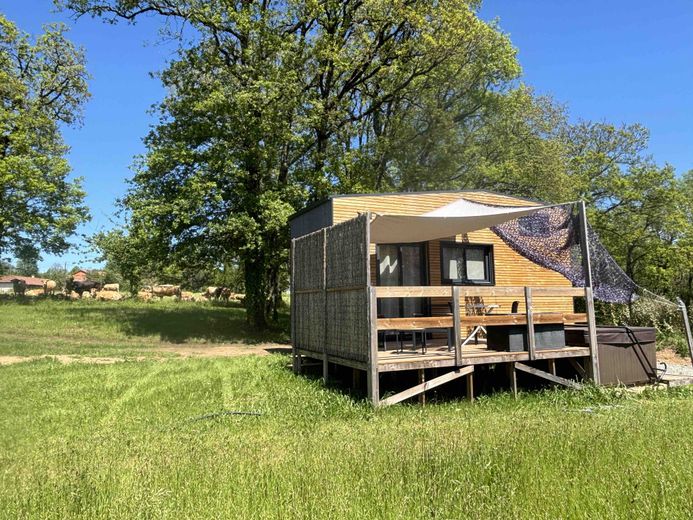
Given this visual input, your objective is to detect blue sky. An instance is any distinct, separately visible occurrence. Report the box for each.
[1,0,691,271]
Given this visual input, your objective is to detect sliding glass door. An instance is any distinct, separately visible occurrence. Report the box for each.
[376,244,427,318]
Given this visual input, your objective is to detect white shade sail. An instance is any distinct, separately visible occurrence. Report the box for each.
[369,198,559,243]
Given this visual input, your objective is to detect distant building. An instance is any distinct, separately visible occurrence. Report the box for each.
[0,275,46,294]
[72,269,89,282]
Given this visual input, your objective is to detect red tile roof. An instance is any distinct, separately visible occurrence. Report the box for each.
[0,275,47,286]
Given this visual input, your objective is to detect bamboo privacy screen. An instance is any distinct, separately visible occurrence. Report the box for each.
[292,214,370,363]
[325,214,370,362]
[292,228,325,353]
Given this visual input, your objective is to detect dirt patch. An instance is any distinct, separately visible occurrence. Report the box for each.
[0,356,38,366]
[0,343,291,367]
[657,348,690,366]
[0,354,149,366]
[150,342,290,358]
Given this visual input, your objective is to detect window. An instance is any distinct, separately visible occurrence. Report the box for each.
[440,242,494,285]
[376,244,428,317]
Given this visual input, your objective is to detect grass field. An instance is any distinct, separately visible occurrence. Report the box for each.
[1,299,692,519]
[0,298,289,358]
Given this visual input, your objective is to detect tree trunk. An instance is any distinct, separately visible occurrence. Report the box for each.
[244,254,267,328]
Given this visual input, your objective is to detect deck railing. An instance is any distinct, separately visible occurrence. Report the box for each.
[371,285,589,365]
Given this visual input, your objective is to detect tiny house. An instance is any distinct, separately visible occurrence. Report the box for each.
[289,190,606,406]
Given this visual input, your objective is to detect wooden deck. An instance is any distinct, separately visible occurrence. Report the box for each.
[377,343,591,372]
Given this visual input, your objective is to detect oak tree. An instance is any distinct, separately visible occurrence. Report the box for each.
[0,15,90,261]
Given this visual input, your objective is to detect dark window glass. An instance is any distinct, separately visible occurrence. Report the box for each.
[440,242,494,285]
[376,243,427,317]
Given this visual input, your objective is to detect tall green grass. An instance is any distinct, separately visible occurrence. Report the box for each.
[0,298,289,357]
[1,355,692,519]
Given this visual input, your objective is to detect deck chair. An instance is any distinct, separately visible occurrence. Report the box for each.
[461,298,499,347]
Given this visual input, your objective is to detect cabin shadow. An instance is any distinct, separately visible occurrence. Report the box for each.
[68,303,290,344]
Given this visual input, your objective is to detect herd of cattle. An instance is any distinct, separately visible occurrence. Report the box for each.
[8,278,242,303]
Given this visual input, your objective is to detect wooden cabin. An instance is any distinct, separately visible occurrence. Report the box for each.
[289,190,603,406]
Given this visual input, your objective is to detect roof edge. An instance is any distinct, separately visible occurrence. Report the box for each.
[288,189,546,221]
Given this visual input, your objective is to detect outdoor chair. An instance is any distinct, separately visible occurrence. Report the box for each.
[460,301,499,348]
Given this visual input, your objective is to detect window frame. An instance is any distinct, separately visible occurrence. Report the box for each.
[439,241,495,286]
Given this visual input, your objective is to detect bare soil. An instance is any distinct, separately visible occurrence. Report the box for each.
[657,347,690,366]
[0,343,291,366]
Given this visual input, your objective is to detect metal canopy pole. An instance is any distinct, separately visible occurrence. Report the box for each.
[677,298,693,368]
[578,201,601,384]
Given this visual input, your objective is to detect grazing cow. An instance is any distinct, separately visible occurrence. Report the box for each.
[204,286,218,300]
[102,283,120,292]
[95,290,123,301]
[219,287,232,302]
[152,284,182,299]
[65,277,103,297]
[180,291,194,301]
[137,290,153,301]
[43,280,57,296]
[25,288,43,297]
[11,279,26,296]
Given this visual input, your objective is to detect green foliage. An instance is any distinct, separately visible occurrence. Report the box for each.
[91,229,150,293]
[59,1,693,330]
[60,0,522,327]
[0,257,11,274]
[0,14,90,261]
[40,263,69,288]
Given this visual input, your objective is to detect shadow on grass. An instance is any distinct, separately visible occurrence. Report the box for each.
[0,298,290,344]
[84,304,289,344]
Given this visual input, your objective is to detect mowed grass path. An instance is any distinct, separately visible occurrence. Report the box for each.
[0,298,289,358]
[1,354,693,519]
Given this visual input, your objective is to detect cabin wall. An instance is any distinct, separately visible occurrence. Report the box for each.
[289,199,333,239]
[334,191,575,316]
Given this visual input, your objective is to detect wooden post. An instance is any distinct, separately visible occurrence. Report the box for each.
[584,286,601,385]
[578,201,601,385]
[322,228,328,381]
[466,371,474,402]
[352,367,361,391]
[677,298,693,367]
[453,286,461,365]
[508,362,518,399]
[418,370,426,405]
[548,359,556,376]
[525,286,536,360]
[290,238,298,374]
[368,288,380,406]
[365,214,379,406]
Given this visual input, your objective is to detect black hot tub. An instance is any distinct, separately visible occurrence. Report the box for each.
[565,325,656,385]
